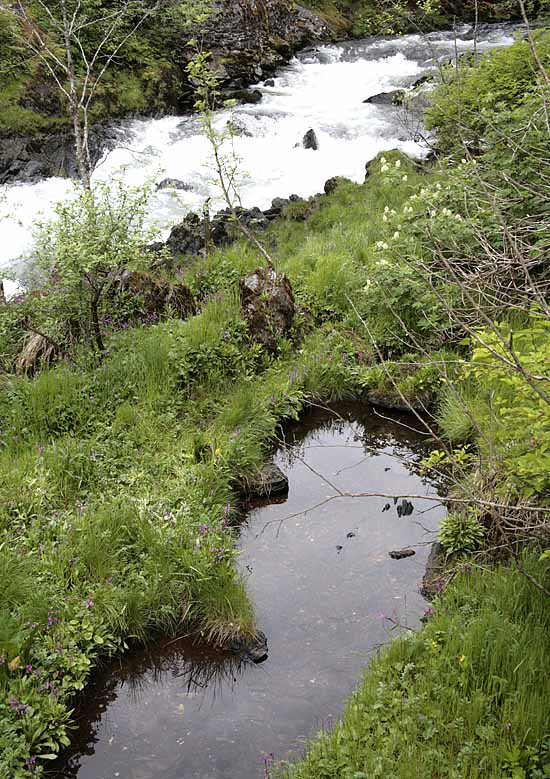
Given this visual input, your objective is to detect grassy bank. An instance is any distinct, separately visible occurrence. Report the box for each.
[1,23,550,779]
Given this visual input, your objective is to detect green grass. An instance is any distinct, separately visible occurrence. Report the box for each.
[277,554,550,779]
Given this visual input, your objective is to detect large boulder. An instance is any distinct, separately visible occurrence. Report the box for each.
[118,271,196,320]
[240,266,295,352]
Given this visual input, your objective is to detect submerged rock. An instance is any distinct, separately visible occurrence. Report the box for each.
[227,631,268,664]
[239,266,295,352]
[389,548,416,559]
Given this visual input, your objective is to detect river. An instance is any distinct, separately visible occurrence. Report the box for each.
[1,23,519,296]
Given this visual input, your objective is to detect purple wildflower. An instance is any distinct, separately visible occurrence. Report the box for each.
[85,599,94,610]
[9,698,29,716]
[199,524,209,535]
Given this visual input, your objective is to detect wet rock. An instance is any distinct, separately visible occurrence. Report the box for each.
[264,78,276,87]
[324,176,351,195]
[165,206,270,257]
[389,548,416,560]
[302,128,319,150]
[228,631,268,664]
[239,266,295,352]
[396,499,414,517]
[336,545,343,552]
[225,88,263,105]
[363,89,406,106]
[117,271,197,320]
[226,118,254,137]
[382,503,391,513]
[346,532,356,538]
[156,178,193,191]
[166,213,205,256]
[243,462,289,498]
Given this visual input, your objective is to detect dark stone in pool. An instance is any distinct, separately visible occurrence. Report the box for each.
[382,503,391,512]
[243,462,289,498]
[336,545,343,552]
[346,532,355,538]
[389,548,416,559]
[397,499,414,517]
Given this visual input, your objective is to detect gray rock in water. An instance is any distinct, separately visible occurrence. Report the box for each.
[364,90,405,106]
[264,78,276,87]
[227,630,268,664]
[389,548,416,560]
[156,178,192,191]
[245,462,289,498]
[302,128,319,150]
[225,88,263,105]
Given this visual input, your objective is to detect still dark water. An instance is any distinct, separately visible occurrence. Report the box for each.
[55,404,445,779]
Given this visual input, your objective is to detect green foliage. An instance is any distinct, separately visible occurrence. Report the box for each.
[464,319,550,498]
[279,555,550,779]
[427,32,550,154]
[439,509,485,556]
[27,181,157,353]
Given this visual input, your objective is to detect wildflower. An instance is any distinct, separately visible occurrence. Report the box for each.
[381,164,390,173]
[461,158,467,165]
[394,159,401,168]
[384,205,390,213]
[25,756,38,772]
[9,698,29,716]
[214,448,222,457]
[375,241,386,250]
[393,231,400,240]
[430,639,439,650]
[382,214,388,222]
[85,599,94,610]
[402,174,408,182]
[458,654,466,664]
[223,504,231,517]
[380,156,387,164]
[199,523,209,535]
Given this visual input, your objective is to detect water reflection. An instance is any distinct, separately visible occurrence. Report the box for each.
[55,403,445,779]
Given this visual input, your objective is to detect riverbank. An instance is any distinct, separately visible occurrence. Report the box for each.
[1,21,550,779]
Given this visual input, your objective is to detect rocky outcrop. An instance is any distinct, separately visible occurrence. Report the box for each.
[0,1,333,185]
[201,0,332,88]
[239,266,295,352]
[0,124,128,186]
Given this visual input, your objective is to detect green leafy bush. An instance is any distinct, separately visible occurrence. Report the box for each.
[439,509,485,556]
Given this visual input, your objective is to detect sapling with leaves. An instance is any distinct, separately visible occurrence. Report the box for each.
[25,181,159,355]
[186,51,276,267]
[2,0,212,188]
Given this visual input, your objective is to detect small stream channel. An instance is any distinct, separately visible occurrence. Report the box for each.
[54,403,445,779]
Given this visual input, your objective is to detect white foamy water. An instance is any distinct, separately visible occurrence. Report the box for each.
[1,23,519,294]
